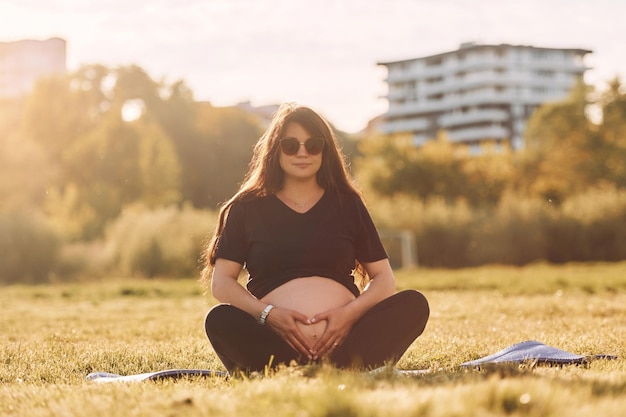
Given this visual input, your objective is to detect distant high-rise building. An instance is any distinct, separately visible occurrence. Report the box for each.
[0,37,67,99]
[378,43,591,151]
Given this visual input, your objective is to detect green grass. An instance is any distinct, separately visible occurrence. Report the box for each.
[1,262,625,416]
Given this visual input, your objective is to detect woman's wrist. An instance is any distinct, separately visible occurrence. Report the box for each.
[258,304,274,325]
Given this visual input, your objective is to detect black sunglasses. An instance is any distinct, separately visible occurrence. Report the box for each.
[279,137,325,156]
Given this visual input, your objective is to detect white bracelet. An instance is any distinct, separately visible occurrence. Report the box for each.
[259,304,274,325]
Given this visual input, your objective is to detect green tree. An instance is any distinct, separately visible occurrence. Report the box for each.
[356,131,421,197]
[191,104,264,208]
[0,99,54,210]
[22,66,109,166]
[0,209,61,284]
[150,81,200,205]
[135,117,182,207]
[519,80,596,202]
[597,77,626,187]
[357,128,517,207]
[20,64,188,239]
[46,113,183,239]
[460,141,514,206]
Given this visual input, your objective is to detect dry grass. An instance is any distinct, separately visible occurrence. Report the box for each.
[1,262,625,416]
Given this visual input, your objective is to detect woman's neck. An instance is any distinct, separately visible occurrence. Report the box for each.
[277,179,324,209]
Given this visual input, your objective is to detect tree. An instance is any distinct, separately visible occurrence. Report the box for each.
[190,104,264,208]
[597,77,626,187]
[518,80,596,202]
[150,81,200,204]
[22,66,109,166]
[135,117,182,207]
[46,113,140,239]
[460,141,514,207]
[357,131,508,206]
[0,100,54,210]
[20,64,188,239]
[356,131,422,197]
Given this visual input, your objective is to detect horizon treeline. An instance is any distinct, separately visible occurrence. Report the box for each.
[1,64,625,283]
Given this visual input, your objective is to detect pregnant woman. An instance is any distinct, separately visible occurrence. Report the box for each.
[202,103,429,374]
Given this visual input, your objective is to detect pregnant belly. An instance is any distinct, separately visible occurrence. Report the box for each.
[260,277,356,347]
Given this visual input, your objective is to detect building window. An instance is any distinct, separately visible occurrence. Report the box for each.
[426,57,442,67]
[536,70,555,78]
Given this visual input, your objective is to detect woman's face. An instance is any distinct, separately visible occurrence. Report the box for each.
[278,122,323,182]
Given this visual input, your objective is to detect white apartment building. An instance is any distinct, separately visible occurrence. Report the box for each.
[378,42,591,151]
[0,37,66,99]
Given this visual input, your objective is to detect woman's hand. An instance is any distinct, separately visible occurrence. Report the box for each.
[212,259,314,358]
[308,304,358,360]
[265,307,315,359]
[308,259,396,360]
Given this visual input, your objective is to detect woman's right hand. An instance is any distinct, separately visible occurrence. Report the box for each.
[265,306,314,359]
[211,259,314,358]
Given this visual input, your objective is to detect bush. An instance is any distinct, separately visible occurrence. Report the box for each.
[54,241,110,280]
[368,195,473,268]
[468,195,550,266]
[415,198,474,267]
[103,204,216,277]
[368,187,626,268]
[0,210,61,284]
[551,186,626,262]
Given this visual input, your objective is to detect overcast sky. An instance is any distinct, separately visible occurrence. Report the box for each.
[1,0,624,132]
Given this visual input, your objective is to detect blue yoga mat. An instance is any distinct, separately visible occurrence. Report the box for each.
[460,340,617,367]
[86,340,616,382]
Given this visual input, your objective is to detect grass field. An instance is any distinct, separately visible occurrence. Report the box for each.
[1,262,625,416]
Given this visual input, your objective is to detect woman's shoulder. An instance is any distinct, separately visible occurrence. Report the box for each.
[323,189,368,215]
[230,194,277,214]
[331,189,365,205]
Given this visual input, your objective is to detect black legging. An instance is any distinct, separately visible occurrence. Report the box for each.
[204,289,429,373]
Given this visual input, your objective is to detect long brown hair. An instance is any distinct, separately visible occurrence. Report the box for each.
[200,103,367,289]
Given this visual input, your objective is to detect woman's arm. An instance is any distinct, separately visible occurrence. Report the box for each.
[309,258,395,359]
[211,258,314,358]
[211,258,264,317]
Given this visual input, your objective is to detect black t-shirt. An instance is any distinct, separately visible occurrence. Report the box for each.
[214,191,388,298]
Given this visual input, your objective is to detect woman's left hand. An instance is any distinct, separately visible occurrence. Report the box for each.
[308,259,396,360]
[308,305,358,359]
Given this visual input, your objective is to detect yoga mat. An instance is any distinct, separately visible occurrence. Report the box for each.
[86,340,616,382]
[86,369,228,383]
[460,340,617,367]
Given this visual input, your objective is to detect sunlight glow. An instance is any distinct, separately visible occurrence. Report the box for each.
[121,99,145,122]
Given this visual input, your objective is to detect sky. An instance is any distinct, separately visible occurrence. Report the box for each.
[1,0,625,133]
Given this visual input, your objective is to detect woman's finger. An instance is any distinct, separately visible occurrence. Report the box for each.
[268,312,313,358]
[312,329,343,359]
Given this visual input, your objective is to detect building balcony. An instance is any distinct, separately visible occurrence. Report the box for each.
[386,89,558,117]
[438,109,509,128]
[388,72,580,97]
[384,56,587,88]
[380,118,430,134]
